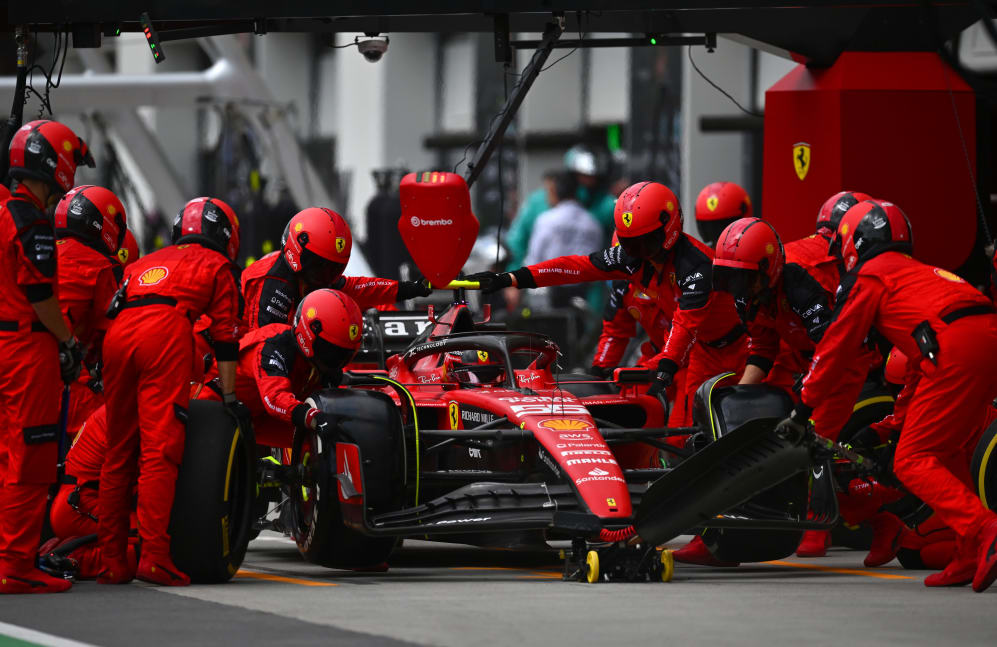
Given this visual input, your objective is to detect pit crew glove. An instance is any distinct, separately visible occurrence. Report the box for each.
[774,404,813,442]
[58,337,83,385]
[222,392,253,433]
[646,358,678,397]
[465,271,513,294]
[396,279,433,301]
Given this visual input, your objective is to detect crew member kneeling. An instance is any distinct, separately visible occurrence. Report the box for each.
[98,197,243,586]
[779,199,997,592]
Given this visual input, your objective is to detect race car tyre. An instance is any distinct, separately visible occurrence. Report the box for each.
[585,550,600,583]
[170,400,255,583]
[290,388,405,569]
[555,372,617,398]
[970,417,997,511]
[836,380,895,446]
[660,549,674,583]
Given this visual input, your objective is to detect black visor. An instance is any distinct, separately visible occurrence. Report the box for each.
[712,265,759,300]
[696,218,737,248]
[309,335,357,375]
[617,227,667,260]
[300,247,346,288]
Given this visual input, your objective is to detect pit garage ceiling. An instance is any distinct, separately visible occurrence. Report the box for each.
[4,2,982,66]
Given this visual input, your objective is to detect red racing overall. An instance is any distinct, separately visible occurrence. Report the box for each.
[98,242,240,572]
[57,237,122,434]
[241,251,399,334]
[746,234,877,439]
[517,235,746,425]
[0,188,62,579]
[801,252,997,546]
[199,323,320,448]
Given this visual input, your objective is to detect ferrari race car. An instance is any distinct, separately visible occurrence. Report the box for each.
[161,288,997,585]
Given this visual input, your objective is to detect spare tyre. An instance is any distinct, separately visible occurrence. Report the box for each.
[170,400,255,583]
[290,388,405,569]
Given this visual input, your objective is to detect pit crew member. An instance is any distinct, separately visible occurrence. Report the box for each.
[55,186,129,434]
[778,199,997,592]
[470,181,747,427]
[0,119,94,594]
[98,197,243,587]
[241,207,429,334]
[693,181,752,248]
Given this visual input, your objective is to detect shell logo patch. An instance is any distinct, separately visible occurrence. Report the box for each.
[348,323,359,340]
[335,237,346,253]
[294,222,304,233]
[621,212,633,228]
[138,266,168,286]
[934,268,965,283]
[117,247,129,264]
[476,350,489,363]
[62,140,73,152]
[306,307,317,319]
[841,223,849,236]
[666,201,674,212]
[706,195,718,211]
[539,419,589,431]
[627,306,641,320]
[107,204,117,216]
[793,142,811,180]
[765,243,775,255]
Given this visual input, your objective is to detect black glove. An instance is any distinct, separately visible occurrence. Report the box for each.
[223,392,253,433]
[58,337,83,385]
[774,405,813,442]
[646,359,678,397]
[310,411,349,442]
[465,271,514,295]
[396,279,432,301]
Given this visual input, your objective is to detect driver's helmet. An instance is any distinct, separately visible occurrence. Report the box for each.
[443,349,505,386]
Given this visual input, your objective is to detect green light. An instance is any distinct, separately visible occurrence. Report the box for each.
[650,37,657,45]
[607,124,621,152]
[115,28,121,36]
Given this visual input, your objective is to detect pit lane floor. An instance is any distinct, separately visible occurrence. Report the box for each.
[0,533,992,647]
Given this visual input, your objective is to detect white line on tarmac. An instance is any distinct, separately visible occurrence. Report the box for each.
[0,620,101,647]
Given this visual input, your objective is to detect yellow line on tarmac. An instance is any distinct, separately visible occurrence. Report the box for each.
[235,569,338,586]
[764,560,915,580]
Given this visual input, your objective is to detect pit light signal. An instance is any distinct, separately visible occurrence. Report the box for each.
[140,12,165,64]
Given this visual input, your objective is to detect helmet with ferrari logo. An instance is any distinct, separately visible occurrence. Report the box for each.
[816,191,872,238]
[834,199,912,272]
[713,217,785,321]
[55,185,127,258]
[171,197,240,261]
[613,181,683,260]
[443,349,505,386]
[694,181,752,247]
[281,207,352,288]
[8,119,95,195]
[293,288,363,375]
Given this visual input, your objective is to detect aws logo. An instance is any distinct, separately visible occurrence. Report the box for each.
[138,266,168,286]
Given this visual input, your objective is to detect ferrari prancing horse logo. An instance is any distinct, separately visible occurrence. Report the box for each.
[335,237,347,253]
[448,402,460,430]
[621,212,633,228]
[793,142,811,181]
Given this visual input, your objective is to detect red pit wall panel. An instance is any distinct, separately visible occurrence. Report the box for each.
[763,52,975,270]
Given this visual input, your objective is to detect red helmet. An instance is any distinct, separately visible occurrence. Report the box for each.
[713,218,785,318]
[834,199,912,272]
[694,182,752,246]
[54,185,126,257]
[613,181,683,259]
[293,288,363,374]
[883,346,909,386]
[816,191,872,237]
[282,207,352,287]
[172,197,240,261]
[117,229,139,267]
[8,119,94,194]
[443,349,505,386]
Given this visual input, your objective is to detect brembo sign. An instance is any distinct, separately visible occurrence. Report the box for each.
[409,216,454,228]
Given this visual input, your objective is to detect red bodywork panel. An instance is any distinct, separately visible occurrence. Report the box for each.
[398,171,479,287]
[763,52,975,270]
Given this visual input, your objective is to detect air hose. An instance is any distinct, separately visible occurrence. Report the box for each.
[599,526,636,542]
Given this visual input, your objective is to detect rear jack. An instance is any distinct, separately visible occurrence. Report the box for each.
[562,538,674,583]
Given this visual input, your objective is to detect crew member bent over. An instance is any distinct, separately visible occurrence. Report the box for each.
[98,197,244,587]
[778,199,997,592]
[470,181,747,427]
[0,120,93,594]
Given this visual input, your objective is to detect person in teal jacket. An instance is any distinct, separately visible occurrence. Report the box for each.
[505,146,616,271]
